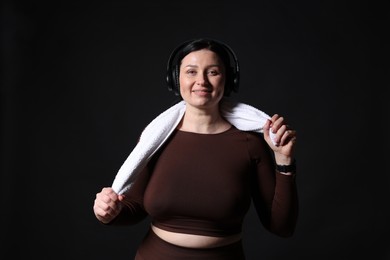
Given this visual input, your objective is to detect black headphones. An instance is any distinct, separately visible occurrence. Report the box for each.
[166,38,240,96]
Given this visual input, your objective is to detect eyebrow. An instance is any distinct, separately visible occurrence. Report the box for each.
[183,64,221,68]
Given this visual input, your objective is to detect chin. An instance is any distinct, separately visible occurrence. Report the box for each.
[191,97,222,109]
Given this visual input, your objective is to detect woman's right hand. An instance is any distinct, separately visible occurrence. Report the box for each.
[93,187,123,224]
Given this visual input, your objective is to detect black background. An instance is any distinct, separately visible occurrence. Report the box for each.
[1,1,389,259]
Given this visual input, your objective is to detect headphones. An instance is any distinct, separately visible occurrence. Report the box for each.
[166,38,240,96]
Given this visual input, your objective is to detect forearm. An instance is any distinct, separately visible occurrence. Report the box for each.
[269,173,299,237]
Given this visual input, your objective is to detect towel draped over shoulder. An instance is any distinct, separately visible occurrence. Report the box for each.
[111,98,275,195]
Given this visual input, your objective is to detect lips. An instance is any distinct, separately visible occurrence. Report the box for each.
[192,89,212,93]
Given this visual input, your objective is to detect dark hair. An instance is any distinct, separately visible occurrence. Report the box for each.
[166,38,240,97]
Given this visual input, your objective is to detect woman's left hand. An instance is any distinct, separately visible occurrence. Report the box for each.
[263,114,297,164]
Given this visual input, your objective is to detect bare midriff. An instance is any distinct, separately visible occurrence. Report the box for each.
[151,224,242,249]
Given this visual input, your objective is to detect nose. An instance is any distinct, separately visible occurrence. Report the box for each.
[196,72,208,85]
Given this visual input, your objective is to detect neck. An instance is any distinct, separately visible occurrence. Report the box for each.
[178,104,230,134]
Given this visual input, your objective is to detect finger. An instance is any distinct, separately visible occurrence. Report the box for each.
[100,188,120,203]
[281,129,297,145]
[94,206,116,223]
[271,124,288,144]
[94,198,120,218]
[96,192,113,204]
[270,116,285,132]
[263,119,271,137]
[118,194,126,201]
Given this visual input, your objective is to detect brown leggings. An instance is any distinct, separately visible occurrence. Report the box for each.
[134,229,246,260]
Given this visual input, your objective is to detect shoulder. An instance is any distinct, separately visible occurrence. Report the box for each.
[229,126,264,142]
[244,130,267,147]
[235,128,272,160]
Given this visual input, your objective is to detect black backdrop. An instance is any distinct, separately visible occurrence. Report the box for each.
[1,1,389,259]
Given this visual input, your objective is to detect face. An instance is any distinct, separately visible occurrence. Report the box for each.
[179,49,226,109]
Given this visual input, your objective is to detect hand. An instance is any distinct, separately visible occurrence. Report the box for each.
[263,114,297,164]
[93,187,124,224]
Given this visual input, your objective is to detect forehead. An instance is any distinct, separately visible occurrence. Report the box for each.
[181,49,222,65]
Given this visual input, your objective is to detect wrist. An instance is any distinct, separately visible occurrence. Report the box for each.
[274,154,294,165]
[276,159,296,173]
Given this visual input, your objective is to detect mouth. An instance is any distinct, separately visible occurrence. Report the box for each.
[192,89,212,93]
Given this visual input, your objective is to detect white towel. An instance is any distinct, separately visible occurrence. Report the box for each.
[111,98,275,195]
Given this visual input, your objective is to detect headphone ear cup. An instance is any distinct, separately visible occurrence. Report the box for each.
[175,65,180,96]
[224,66,239,96]
[232,69,239,93]
[166,71,173,92]
[173,65,180,96]
[167,65,179,95]
[167,64,180,95]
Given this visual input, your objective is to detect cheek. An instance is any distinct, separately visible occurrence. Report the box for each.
[213,77,225,90]
[179,76,188,87]
[178,76,192,94]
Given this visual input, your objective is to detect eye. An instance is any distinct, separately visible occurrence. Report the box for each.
[208,69,220,76]
[186,69,197,76]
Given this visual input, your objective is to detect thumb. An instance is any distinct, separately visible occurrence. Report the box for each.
[118,194,125,201]
[263,119,278,147]
[263,119,271,138]
[117,194,127,210]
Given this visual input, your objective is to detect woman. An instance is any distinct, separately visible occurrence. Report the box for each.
[93,38,298,259]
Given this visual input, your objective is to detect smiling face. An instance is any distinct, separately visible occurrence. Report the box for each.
[179,49,226,109]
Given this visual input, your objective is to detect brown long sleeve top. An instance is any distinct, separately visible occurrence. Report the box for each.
[111,126,298,237]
